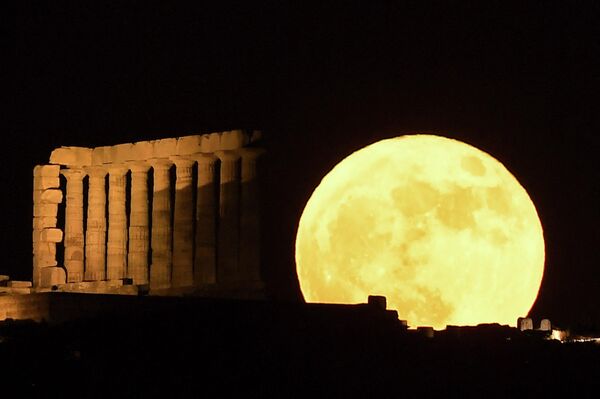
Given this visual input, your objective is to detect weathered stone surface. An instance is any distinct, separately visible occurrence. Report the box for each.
[0,275,9,282]
[50,146,92,166]
[84,166,108,281]
[128,162,150,284]
[34,189,63,204]
[32,228,63,243]
[149,159,173,289]
[201,133,221,152]
[62,280,123,290]
[171,157,195,287]
[176,135,203,155]
[62,167,85,283]
[220,129,248,150]
[33,165,60,177]
[33,241,56,257]
[33,203,58,217]
[57,280,140,295]
[92,146,111,165]
[107,165,129,280]
[40,267,66,287]
[112,143,135,163]
[8,280,33,288]
[131,140,154,160]
[33,257,58,268]
[154,138,177,158]
[41,228,63,243]
[33,216,58,229]
[33,176,60,190]
[7,287,32,295]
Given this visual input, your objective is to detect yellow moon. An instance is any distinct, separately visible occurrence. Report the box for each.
[295,135,545,330]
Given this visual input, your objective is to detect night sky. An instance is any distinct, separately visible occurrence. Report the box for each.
[10,2,600,328]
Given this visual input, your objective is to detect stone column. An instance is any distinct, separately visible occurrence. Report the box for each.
[33,165,62,287]
[61,168,85,283]
[106,165,129,280]
[215,151,241,284]
[239,148,265,283]
[191,153,217,285]
[84,166,107,281]
[148,159,173,289]
[128,162,150,284]
[171,157,195,287]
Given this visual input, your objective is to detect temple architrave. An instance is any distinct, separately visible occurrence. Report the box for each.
[31,129,265,298]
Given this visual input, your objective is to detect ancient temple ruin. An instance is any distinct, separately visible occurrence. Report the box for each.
[32,129,264,297]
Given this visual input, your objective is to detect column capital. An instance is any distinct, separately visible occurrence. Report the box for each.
[83,165,107,178]
[215,150,241,162]
[106,164,129,177]
[188,152,217,165]
[148,158,174,170]
[169,156,196,168]
[61,168,86,180]
[127,161,151,173]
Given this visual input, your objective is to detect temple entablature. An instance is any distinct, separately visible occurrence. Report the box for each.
[49,129,260,167]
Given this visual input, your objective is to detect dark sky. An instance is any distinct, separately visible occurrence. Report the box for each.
[10,2,600,327]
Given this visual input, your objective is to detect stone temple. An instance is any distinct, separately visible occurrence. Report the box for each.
[31,129,265,298]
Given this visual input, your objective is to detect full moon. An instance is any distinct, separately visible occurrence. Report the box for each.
[295,135,545,330]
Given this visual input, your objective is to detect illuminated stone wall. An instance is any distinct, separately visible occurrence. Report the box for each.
[0,289,47,322]
[32,130,265,298]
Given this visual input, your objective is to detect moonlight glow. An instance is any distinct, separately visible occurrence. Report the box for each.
[295,135,545,330]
